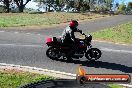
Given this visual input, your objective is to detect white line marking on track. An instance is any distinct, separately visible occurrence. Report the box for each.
[37,34,41,35]
[14,32,19,34]
[0,43,132,54]
[119,84,132,87]
[26,33,31,35]
[0,44,43,47]
[101,48,132,54]
[0,63,76,79]
[0,31,5,32]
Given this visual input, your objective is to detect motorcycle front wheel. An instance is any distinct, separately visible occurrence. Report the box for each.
[85,48,102,61]
[46,46,61,60]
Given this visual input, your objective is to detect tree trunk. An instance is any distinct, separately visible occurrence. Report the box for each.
[4,0,10,13]
[14,0,31,13]
[19,5,24,12]
[6,2,10,13]
[78,0,83,12]
[48,5,50,12]
[19,0,24,12]
[46,6,48,12]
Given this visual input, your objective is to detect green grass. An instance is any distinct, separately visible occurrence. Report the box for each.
[0,69,125,88]
[108,84,123,88]
[0,12,108,28]
[0,69,54,88]
[92,22,132,44]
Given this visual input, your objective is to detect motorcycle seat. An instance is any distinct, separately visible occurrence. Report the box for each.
[53,37,62,45]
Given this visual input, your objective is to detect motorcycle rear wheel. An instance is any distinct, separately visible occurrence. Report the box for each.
[85,48,102,61]
[46,47,61,60]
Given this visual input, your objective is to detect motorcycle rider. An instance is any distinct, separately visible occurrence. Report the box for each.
[61,20,83,59]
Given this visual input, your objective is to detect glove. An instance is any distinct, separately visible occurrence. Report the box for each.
[77,29,82,33]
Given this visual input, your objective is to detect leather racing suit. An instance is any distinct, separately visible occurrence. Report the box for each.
[61,26,82,58]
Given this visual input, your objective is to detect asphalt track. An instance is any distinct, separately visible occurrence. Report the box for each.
[0,15,132,87]
[19,79,110,88]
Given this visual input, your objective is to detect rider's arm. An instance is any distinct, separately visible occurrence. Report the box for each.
[69,30,76,42]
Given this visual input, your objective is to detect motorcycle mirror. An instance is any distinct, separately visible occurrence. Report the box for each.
[82,33,85,35]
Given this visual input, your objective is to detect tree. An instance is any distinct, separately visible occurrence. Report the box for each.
[104,0,113,11]
[128,2,132,9]
[118,3,126,11]
[81,1,90,12]
[115,2,126,14]
[73,0,82,12]
[126,2,132,11]
[74,0,90,12]
[34,0,57,12]
[34,0,112,12]
[14,0,31,12]
[54,0,64,11]
[4,0,10,12]
[89,0,96,10]
[0,4,6,12]
[0,0,11,12]
[0,0,31,12]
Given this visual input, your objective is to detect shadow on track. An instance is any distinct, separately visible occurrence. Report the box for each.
[20,79,110,88]
[54,59,132,73]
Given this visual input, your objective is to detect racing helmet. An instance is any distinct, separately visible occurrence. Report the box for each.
[69,20,79,28]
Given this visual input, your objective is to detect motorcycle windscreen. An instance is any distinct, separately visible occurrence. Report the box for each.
[74,32,85,39]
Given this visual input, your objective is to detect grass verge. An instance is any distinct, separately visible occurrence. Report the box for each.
[108,84,124,88]
[0,12,109,28]
[0,68,124,88]
[92,22,132,45]
[0,68,54,88]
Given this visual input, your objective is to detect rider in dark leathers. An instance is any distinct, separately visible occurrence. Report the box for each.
[61,20,82,58]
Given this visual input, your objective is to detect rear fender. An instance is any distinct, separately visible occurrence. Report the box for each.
[46,42,54,46]
[46,37,54,46]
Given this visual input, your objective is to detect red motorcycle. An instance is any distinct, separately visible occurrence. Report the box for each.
[46,32,102,61]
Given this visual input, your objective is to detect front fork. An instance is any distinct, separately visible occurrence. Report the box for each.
[87,42,92,49]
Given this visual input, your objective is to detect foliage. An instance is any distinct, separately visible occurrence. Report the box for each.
[91,0,113,14]
[34,0,113,12]
[115,2,127,14]
[118,3,126,11]
[0,0,10,12]
[34,0,66,12]
[95,5,107,12]
[128,2,132,10]
[74,0,90,12]
[0,5,6,13]
[104,0,113,10]
[0,0,31,12]
[0,0,114,13]
[126,2,132,12]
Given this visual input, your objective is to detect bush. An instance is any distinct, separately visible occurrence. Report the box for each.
[114,10,126,15]
[0,5,6,13]
[115,2,127,15]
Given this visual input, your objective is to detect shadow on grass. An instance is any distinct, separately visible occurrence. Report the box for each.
[20,79,110,88]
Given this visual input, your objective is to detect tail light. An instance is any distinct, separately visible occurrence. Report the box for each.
[46,38,52,43]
